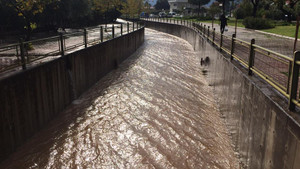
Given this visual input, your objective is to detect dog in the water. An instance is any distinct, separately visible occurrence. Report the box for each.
[201,56,210,66]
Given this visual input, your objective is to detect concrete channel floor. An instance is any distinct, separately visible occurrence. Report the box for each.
[0,29,239,169]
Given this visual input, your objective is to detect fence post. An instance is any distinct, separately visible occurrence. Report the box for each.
[287,62,292,94]
[231,34,236,60]
[207,26,210,40]
[19,39,26,70]
[220,33,223,51]
[181,18,182,25]
[204,25,206,37]
[59,33,64,56]
[16,45,19,62]
[200,23,202,31]
[121,24,123,36]
[112,25,115,38]
[84,28,87,48]
[213,28,215,44]
[133,22,135,31]
[127,22,129,33]
[288,51,300,110]
[248,39,255,75]
[100,26,103,42]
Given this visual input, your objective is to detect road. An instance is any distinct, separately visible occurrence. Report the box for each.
[0,29,238,169]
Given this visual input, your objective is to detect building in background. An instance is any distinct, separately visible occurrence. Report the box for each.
[168,0,197,14]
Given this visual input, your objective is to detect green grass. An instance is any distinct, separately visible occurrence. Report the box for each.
[261,25,299,38]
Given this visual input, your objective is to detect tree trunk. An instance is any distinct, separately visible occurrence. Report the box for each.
[223,0,226,15]
[198,2,200,17]
[25,22,32,41]
[288,14,292,22]
[253,4,257,17]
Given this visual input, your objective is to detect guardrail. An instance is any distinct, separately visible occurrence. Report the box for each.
[144,17,300,111]
[0,21,143,74]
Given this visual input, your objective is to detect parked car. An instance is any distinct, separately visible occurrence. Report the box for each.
[149,14,158,18]
[167,12,177,18]
[140,12,149,18]
[158,12,167,18]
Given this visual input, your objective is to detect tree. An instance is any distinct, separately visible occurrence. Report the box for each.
[121,0,143,18]
[234,0,253,19]
[0,0,124,39]
[188,0,210,16]
[216,0,236,15]
[5,0,49,40]
[93,0,123,22]
[144,0,152,14]
[251,0,260,17]
[208,2,222,27]
[154,0,170,10]
[272,0,300,21]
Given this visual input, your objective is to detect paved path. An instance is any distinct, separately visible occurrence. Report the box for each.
[219,25,299,57]
[0,29,238,168]
[197,22,294,93]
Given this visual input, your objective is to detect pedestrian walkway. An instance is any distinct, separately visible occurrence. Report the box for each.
[220,25,299,57]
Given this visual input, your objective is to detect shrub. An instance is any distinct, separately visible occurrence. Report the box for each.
[181,16,211,21]
[273,21,291,26]
[242,17,275,29]
[234,1,252,19]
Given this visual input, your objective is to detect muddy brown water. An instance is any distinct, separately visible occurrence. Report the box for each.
[0,29,238,169]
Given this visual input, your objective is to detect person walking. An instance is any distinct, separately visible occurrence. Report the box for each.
[220,14,227,34]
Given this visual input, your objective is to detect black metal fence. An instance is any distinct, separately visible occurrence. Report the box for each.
[144,18,300,111]
[0,21,143,74]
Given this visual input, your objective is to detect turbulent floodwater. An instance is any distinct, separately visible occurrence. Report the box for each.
[0,29,238,169]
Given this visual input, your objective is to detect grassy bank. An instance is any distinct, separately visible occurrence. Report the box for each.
[261,25,298,38]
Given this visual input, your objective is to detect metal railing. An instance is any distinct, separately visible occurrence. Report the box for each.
[0,21,143,74]
[144,17,300,111]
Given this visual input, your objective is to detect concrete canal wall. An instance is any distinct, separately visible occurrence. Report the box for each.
[0,28,144,161]
[145,21,300,169]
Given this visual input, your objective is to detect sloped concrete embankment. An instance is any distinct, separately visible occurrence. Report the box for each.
[0,28,144,162]
[145,21,300,169]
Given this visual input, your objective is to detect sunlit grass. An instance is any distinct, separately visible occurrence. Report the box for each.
[261,25,299,38]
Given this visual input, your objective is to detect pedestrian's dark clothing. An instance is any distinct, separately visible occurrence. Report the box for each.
[220,14,227,34]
